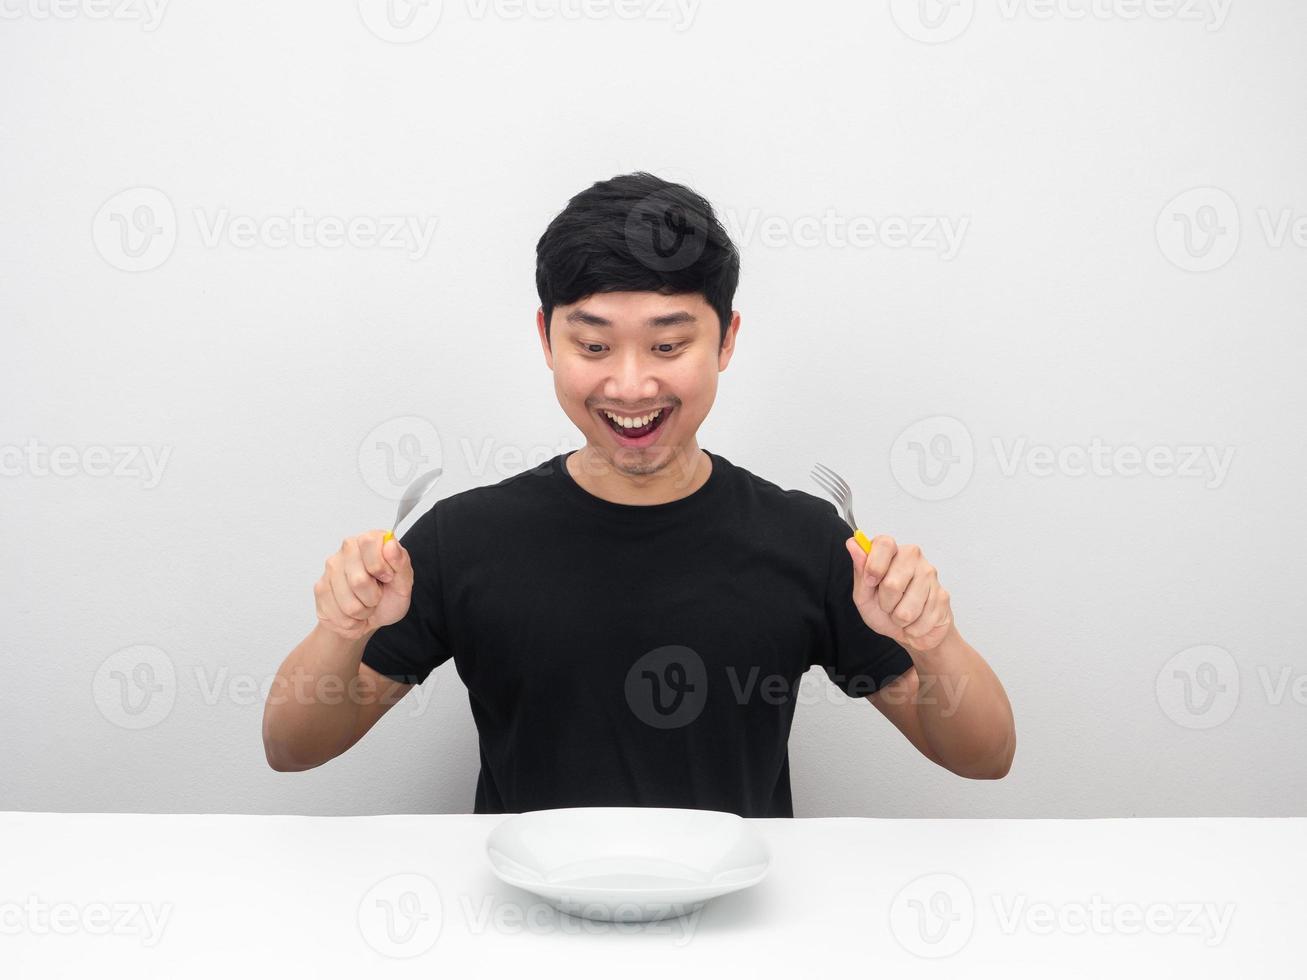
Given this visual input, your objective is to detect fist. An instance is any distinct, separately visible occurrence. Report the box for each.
[313,531,414,640]
[845,534,954,653]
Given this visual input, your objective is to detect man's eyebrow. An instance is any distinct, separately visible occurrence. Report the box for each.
[564,309,698,328]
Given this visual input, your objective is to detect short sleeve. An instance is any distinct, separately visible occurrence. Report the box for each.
[360,504,453,685]
[810,506,914,698]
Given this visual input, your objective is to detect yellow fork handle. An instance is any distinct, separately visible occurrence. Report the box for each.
[854,528,874,554]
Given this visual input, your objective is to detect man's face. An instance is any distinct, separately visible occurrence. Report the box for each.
[538,290,740,480]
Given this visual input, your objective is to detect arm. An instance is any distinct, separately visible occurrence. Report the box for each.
[842,533,1015,779]
[262,623,413,772]
[263,530,418,771]
[868,625,1015,779]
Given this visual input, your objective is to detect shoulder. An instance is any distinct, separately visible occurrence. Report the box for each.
[718,454,841,533]
[413,455,559,530]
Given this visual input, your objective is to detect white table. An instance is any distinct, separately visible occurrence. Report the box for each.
[2,812,1300,977]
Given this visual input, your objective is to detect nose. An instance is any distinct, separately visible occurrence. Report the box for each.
[603,346,660,405]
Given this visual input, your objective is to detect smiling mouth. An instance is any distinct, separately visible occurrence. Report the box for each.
[598,406,673,443]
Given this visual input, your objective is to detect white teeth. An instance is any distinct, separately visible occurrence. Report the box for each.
[603,408,663,428]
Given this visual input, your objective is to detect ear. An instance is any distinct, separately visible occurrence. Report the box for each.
[717,310,741,371]
[537,307,553,369]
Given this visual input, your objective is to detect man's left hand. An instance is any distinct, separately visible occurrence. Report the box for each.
[845,534,955,654]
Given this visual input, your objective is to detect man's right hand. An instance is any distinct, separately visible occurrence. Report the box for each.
[313,531,414,640]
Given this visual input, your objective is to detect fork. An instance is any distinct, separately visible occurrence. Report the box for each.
[381,466,443,542]
[810,462,874,555]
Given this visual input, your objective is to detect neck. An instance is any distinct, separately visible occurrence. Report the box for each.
[569,442,710,506]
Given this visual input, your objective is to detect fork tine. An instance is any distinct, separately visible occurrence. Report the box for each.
[811,462,841,497]
[812,461,850,497]
[810,464,859,532]
[810,470,857,525]
[809,468,842,502]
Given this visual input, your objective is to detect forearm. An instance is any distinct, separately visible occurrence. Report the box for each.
[262,622,373,771]
[904,626,1015,778]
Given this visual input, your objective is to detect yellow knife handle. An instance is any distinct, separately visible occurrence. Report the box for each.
[853,528,874,555]
[382,530,394,543]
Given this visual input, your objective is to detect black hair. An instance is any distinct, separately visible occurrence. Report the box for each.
[535,171,740,351]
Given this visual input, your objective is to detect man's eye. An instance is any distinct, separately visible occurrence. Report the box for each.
[580,343,684,355]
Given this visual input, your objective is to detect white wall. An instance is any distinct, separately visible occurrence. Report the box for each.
[2,0,1302,817]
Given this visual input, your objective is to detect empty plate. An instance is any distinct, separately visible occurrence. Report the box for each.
[485,806,771,921]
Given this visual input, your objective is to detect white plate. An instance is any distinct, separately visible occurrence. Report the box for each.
[485,806,771,921]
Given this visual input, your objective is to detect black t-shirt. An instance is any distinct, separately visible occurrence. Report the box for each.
[361,448,913,817]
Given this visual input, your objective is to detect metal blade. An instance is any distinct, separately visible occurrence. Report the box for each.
[391,466,443,532]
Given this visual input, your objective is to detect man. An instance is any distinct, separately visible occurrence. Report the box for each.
[262,172,1015,817]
